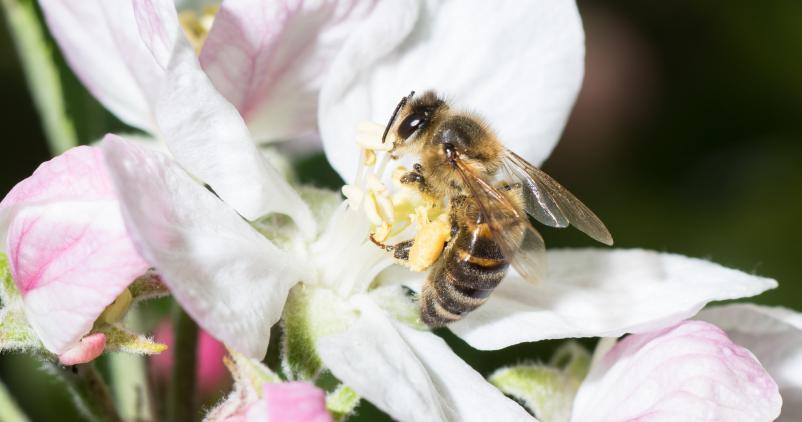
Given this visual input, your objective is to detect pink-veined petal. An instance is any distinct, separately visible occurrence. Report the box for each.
[38,0,158,131]
[698,304,802,421]
[449,248,777,350]
[201,0,376,142]
[101,135,305,358]
[0,146,148,355]
[320,0,584,180]
[317,297,532,422]
[571,320,781,421]
[130,0,316,233]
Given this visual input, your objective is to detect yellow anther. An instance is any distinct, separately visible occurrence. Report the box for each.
[363,149,377,166]
[99,288,133,324]
[407,213,451,272]
[178,6,219,54]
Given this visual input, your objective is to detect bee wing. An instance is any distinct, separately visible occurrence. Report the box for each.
[453,158,547,283]
[502,150,613,246]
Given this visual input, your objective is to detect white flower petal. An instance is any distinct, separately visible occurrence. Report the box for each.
[320,0,584,179]
[317,297,446,422]
[395,323,535,422]
[130,0,316,233]
[200,0,376,142]
[450,248,777,350]
[571,321,781,422]
[39,0,158,131]
[101,135,304,358]
[698,304,802,421]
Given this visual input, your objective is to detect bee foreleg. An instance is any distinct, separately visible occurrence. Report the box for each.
[400,163,433,194]
[369,234,414,261]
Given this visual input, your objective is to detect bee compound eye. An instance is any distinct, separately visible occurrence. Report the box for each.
[397,110,429,139]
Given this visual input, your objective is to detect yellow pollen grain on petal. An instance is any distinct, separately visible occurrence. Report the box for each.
[178,6,219,54]
[407,213,451,272]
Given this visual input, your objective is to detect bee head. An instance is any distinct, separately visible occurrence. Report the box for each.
[384,91,446,152]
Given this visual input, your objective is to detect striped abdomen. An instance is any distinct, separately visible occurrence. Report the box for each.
[420,220,510,327]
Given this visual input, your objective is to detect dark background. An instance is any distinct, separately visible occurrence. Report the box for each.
[1,1,800,420]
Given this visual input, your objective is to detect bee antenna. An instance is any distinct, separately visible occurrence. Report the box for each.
[382,90,415,144]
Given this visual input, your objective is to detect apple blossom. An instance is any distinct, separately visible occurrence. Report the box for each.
[14,0,786,421]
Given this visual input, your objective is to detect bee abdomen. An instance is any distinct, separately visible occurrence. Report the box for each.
[419,240,508,327]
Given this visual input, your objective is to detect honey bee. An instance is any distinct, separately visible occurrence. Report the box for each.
[377,90,613,327]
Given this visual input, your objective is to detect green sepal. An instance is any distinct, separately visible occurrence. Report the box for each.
[326,385,361,422]
[489,341,591,422]
[281,285,356,381]
[94,323,167,355]
[128,271,170,302]
[0,254,41,353]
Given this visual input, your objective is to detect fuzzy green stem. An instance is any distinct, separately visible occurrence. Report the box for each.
[0,380,30,422]
[47,362,122,422]
[168,305,198,422]
[1,0,78,154]
[109,310,154,421]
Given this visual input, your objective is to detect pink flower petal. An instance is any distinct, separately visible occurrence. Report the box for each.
[200,0,376,142]
[130,0,316,233]
[571,320,782,422]
[0,147,148,355]
[58,333,107,365]
[262,382,332,422]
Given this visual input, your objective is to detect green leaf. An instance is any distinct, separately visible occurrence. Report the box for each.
[489,341,591,422]
[1,0,77,154]
[326,385,360,422]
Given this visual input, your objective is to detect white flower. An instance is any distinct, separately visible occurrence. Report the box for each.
[43,0,780,420]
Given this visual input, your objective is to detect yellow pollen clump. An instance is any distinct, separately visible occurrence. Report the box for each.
[178,6,219,54]
[363,149,377,166]
[407,210,451,272]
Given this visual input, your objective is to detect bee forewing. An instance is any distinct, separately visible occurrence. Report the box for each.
[454,158,548,283]
[503,150,613,246]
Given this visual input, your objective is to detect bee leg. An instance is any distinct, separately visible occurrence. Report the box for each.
[369,234,414,261]
[400,163,433,194]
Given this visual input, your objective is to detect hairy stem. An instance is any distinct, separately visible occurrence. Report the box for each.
[109,309,154,421]
[168,305,198,422]
[46,362,122,422]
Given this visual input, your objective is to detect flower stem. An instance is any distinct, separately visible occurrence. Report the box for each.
[1,0,79,154]
[46,362,122,422]
[168,305,198,422]
[109,309,154,421]
[0,380,30,422]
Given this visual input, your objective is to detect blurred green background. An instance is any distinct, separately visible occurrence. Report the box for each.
[1,0,801,420]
